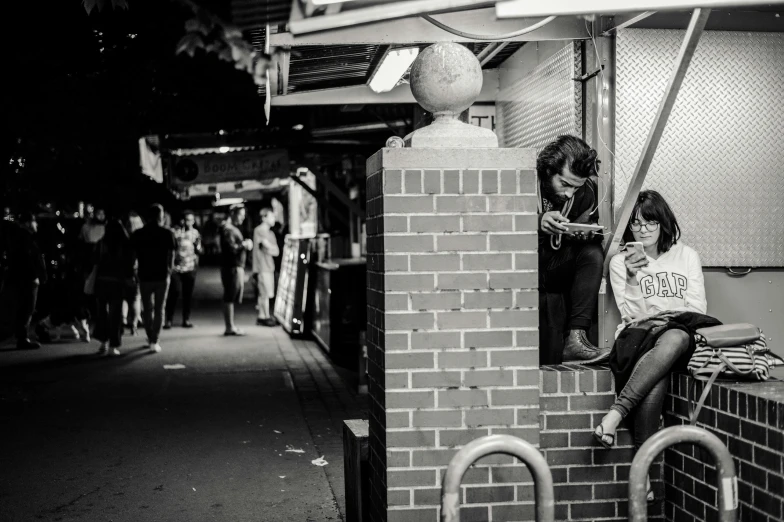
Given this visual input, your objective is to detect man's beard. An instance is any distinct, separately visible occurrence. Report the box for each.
[541,177,568,205]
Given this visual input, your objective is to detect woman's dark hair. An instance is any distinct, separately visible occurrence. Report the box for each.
[103,219,130,249]
[536,135,600,180]
[622,190,681,253]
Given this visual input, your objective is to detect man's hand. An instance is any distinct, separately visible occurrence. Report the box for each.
[242,239,253,251]
[568,230,596,241]
[540,211,569,236]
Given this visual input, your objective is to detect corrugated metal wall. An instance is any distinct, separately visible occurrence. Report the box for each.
[615,29,784,267]
[496,43,582,150]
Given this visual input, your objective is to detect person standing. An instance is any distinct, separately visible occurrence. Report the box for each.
[6,213,47,349]
[165,211,201,329]
[220,204,252,336]
[93,219,137,356]
[252,208,279,327]
[132,204,176,353]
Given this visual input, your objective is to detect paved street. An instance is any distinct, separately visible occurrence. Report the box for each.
[0,268,367,522]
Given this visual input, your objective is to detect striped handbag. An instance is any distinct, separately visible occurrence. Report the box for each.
[687,323,784,424]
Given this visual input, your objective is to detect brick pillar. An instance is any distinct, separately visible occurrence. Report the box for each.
[366,147,539,522]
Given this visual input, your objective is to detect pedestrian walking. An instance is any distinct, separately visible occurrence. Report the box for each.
[93,219,137,356]
[132,204,176,353]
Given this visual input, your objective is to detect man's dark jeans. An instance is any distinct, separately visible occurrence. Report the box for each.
[166,271,196,323]
[15,280,39,341]
[539,242,603,363]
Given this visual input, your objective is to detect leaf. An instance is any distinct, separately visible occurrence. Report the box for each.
[231,45,254,73]
[175,33,204,57]
[223,25,243,40]
[185,18,211,36]
[82,0,100,15]
[217,47,233,62]
[253,58,272,85]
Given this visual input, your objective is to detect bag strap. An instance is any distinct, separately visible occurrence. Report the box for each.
[688,362,725,425]
[716,348,756,376]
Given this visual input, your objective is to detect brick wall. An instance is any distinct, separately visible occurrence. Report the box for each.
[539,365,664,522]
[365,147,540,522]
[665,374,784,522]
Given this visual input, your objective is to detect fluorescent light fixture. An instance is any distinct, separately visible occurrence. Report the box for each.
[218,146,230,153]
[311,0,358,4]
[496,0,783,17]
[213,197,245,207]
[368,47,419,94]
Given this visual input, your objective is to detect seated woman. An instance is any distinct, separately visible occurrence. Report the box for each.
[593,190,710,502]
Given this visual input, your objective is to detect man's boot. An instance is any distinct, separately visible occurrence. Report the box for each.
[562,329,610,364]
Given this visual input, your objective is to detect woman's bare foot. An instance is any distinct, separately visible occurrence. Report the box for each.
[594,410,622,448]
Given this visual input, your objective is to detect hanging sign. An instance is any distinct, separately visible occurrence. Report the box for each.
[171,149,289,187]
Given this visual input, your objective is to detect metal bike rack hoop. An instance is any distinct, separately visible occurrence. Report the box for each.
[441,434,554,522]
[629,425,738,522]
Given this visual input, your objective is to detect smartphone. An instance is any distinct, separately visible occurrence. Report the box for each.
[624,241,644,256]
[562,223,604,234]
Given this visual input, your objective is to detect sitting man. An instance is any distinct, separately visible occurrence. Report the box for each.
[537,135,610,364]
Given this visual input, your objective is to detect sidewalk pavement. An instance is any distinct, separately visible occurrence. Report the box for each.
[0,267,368,522]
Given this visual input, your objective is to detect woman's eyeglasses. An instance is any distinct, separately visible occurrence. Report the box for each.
[629,221,659,232]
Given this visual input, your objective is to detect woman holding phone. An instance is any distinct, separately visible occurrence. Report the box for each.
[594,190,707,502]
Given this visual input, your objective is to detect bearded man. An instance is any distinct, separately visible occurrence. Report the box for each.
[537,135,609,364]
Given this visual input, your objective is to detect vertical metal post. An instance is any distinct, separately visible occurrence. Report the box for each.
[629,425,738,522]
[602,8,711,273]
[593,18,617,349]
[441,435,554,522]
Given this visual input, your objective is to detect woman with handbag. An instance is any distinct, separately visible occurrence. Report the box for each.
[93,219,137,356]
[594,190,712,502]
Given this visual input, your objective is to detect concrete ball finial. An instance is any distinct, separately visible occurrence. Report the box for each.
[409,42,483,119]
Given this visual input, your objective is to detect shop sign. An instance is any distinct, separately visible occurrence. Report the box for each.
[172,149,289,186]
[469,105,496,131]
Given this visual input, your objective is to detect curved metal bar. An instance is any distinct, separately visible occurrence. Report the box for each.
[629,425,737,522]
[441,434,554,522]
[726,267,752,277]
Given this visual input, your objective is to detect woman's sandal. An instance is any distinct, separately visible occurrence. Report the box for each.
[593,423,616,449]
[647,486,662,505]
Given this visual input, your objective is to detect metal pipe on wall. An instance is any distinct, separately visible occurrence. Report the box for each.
[629,425,738,521]
[441,435,554,522]
[594,19,617,349]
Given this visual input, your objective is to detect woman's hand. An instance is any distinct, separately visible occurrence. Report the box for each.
[624,248,648,282]
[540,211,569,235]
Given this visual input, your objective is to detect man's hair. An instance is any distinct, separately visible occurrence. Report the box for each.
[148,203,165,224]
[229,204,245,216]
[537,135,599,180]
[622,190,681,253]
[183,210,195,218]
[260,208,274,219]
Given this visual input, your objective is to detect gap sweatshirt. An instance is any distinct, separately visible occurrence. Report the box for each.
[609,242,707,337]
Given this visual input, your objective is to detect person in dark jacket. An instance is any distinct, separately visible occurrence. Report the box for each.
[132,204,176,353]
[5,213,47,349]
[537,135,609,364]
[93,219,137,356]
